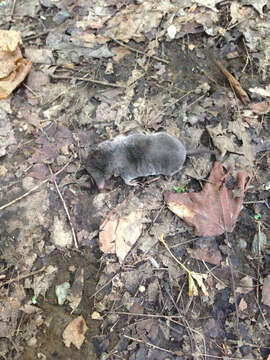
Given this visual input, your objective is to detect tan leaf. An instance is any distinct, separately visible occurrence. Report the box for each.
[99,211,144,263]
[0,30,22,52]
[0,30,31,99]
[238,298,247,311]
[115,211,144,263]
[63,316,88,350]
[99,217,118,254]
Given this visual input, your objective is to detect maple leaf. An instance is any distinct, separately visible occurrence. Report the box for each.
[164,162,251,236]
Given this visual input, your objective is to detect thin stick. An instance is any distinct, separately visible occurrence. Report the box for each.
[90,274,118,299]
[48,165,78,249]
[23,31,49,41]
[214,59,250,105]
[50,74,124,88]
[0,160,72,211]
[10,0,17,19]
[123,335,183,356]
[110,38,169,64]
[0,266,46,288]
[110,311,183,319]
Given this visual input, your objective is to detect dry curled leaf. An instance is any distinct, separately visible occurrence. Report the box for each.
[165,162,251,236]
[0,30,32,99]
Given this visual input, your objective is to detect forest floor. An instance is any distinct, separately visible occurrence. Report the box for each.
[1,1,270,359]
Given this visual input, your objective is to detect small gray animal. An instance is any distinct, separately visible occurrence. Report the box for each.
[85,132,210,190]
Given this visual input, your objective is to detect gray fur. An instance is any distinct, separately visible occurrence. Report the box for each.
[85,133,197,189]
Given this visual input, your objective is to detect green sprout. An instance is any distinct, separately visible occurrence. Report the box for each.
[254,213,262,220]
[173,186,186,193]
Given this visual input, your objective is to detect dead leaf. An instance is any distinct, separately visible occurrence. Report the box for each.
[67,268,84,313]
[164,162,251,236]
[99,217,118,254]
[0,30,22,52]
[207,120,255,168]
[63,315,88,350]
[103,3,163,43]
[33,265,57,299]
[250,101,270,114]
[195,0,224,12]
[99,210,145,263]
[111,46,131,62]
[249,85,270,97]
[0,30,31,99]
[187,241,222,265]
[242,0,267,17]
[189,271,209,297]
[238,298,247,311]
[262,275,270,307]
[236,275,254,295]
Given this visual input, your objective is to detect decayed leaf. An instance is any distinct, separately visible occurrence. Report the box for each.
[187,244,222,265]
[0,30,22,52]
[33,265,57,299]
[195,0,224,12]
[249,85,270,97]
[63,315,88,350]
[262,275,270,307]
[99,210,145,263]
[242,0,267,17]
[207,121,255,168]
[0,30,32,99]
[164,162,251,236]
[67,268,84,313]
[188,271,209,297]
[250,101,270,114]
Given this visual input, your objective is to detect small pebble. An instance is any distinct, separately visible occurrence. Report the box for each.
[239,238,247,249]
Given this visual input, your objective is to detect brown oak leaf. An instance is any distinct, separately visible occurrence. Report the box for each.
[164,162,251,236]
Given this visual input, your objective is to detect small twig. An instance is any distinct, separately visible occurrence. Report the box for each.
[186,93,207,109]
[123,334,183,356]
[110,311,182,319]
[244,200,268,205]
[214,59,250,105]
[23,83,41,98]
[202,260,227,287]
[227,253,240,334]
[50,74,124,88]
[10,0,17,19]
[90,273,118,299]
[23,30,49,41]
[160,235,191,273]
[48,165,78,249]
[0,266,46,288]
[110,37,169,64]
[193,354,248,359]
[0,160,72,211]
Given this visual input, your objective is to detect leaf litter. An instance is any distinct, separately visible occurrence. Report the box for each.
[1,0,270,359]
